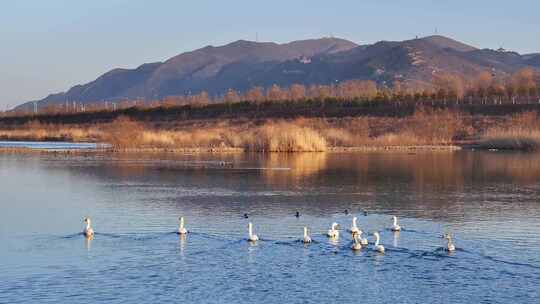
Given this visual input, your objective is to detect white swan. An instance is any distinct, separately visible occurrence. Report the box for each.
[358,230,369,246]
[350,217,360,234]
[177,217,188,235]
[444,234,456,252]
[373,232,385,253]
[248,222,259,242]
[391,216,401,232]
[83,217,94,237]
[303,227,312,244]
[351,232,362,251]
[327,222,340,238]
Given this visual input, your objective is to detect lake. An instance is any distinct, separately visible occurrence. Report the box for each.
[0,141,104,150]
[1,151,539,303]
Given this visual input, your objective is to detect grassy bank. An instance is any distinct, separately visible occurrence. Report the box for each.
[3,109,539,152]
[478,129,540,151]
[0,108,469,152]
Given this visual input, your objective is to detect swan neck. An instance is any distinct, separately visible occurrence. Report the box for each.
[248,223,253,237]
[180,217,184,229]
[304,227,308,238]
[375,234,380,246]
[353,217,357,227]
[393,217,397,225]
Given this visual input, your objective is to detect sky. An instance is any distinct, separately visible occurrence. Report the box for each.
[1,0,539,109]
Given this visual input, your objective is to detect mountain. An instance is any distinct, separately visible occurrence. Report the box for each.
[17,35,539,110]
[524,53,540,66]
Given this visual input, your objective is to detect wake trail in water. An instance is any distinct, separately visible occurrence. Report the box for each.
[461,249,540,270]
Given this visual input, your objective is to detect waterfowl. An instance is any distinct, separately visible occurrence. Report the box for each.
[83,217,94,237]
[295,211,300,218]
[373,232,385,253]
[243,213,249,219]
[344,209,349,215]
[391,216,401,232]
[444,234,456,252]
[302,227,312,244]
[358,230,369,246]
[350,216,360,234]
[327,222,340,238]
[177,217,188,235]
[248,222,259,242]
[363,209,368,216]
[351,232,362,251]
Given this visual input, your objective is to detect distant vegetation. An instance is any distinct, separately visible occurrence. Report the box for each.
[1,69,540,152]
[2,109,540,152]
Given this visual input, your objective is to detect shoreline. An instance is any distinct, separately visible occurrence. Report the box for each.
[0,144,467,155]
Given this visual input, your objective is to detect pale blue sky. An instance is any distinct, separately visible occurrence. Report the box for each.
[1,0,539,108]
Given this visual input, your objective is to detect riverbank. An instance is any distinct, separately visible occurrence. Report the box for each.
[1,109,539,152]
[0,144,464,156]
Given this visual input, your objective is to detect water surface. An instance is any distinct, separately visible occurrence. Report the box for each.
[0,141,103,150]
[1,151,539,303]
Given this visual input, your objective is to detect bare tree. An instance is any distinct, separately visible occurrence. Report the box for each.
[267,84,286,101]
[289,84,307,101]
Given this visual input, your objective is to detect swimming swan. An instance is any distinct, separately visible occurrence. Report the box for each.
[373,232,385,253]
[83,217,94,237]
[391,216,401,232]
[248,222,259,242]
[350,217,360,234]
[351,232,362,251]
[177,217,188,235]
[303,227,312,244]
[358,230,369,246]
[327,222,340,238]
[444,234,456,252]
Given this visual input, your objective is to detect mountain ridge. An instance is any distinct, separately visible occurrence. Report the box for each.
[17,35,539,111]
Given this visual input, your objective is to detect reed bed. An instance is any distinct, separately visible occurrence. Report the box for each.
[479,129,540,151]
[2,110,540,152]
[103,118,327,152]
[0,121,102,142]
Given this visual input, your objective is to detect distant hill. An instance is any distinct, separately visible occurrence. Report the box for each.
[17,35,540,111]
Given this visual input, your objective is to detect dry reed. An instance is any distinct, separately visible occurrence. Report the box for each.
[479,129,540,151]
[3,109,540,152]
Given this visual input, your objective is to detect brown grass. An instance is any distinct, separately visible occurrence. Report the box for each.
[0,120,101,142]
[479,129,540,151]
[99,113,466,151]
[103,117,327,152]
[246,122,327,152]
[2,110,539,152]
[478,112,540,151]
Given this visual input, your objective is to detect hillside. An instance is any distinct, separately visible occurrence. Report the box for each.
[16,35,540,111]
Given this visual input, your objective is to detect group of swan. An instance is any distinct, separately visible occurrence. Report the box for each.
[82,214,456,252]
[337,216,385,253]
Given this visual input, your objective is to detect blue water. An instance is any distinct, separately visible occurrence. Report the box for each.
[1,152,539,303]
[0,141,105,150]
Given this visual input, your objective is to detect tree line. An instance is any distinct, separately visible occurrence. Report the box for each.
[2,68,540,118]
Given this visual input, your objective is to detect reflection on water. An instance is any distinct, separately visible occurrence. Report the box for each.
[178,234,187,256]
[263,152,328,184]
[393,231,400,248]
[1,151,540,303]
[85,235,93,251]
